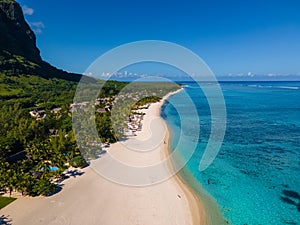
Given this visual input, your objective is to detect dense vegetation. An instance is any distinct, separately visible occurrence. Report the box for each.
[0,73,130,196]
[133,96,161,108]
[0,76,76,196]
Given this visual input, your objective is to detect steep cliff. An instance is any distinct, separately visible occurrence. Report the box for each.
[0,0,83,82]
[0,0,42,63]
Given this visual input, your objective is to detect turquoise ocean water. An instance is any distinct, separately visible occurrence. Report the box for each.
[161,81,300,225]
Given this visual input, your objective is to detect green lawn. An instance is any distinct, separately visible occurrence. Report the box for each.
[0,196,16,209]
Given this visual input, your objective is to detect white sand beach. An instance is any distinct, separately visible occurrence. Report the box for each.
[1,90,206,225]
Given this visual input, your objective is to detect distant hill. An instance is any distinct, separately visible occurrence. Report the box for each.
[0,0,84,82]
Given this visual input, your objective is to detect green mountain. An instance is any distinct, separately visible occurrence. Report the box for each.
[0,0,83,81]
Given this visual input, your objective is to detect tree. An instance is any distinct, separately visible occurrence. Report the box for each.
[31,178,57,196]
[70,156,87,168]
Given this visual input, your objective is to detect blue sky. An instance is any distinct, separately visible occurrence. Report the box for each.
[19,0,300,79]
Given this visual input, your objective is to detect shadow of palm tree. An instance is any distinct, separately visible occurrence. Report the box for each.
[99,150,107,155]
[45,184,63,197]
[0,215,12,225]
[66,169,85,178]
[55,169,86,185]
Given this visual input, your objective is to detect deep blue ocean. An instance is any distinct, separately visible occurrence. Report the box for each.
[161,81,300,225]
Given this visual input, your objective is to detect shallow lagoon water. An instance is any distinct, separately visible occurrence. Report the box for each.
[162,81,300,225]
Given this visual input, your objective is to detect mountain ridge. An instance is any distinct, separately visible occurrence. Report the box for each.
[0,0,85,82]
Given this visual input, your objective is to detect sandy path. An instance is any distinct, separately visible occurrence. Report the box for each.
[1,90,206,225]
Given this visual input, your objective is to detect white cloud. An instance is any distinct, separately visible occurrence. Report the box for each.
[29,22,45,34]
[223,73,300,79]
[22,5,34,16]
[247,72,254,77]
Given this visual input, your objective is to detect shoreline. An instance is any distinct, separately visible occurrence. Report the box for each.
[160,88,227,225]
[95,87,207,223]
[157,88,207,224]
